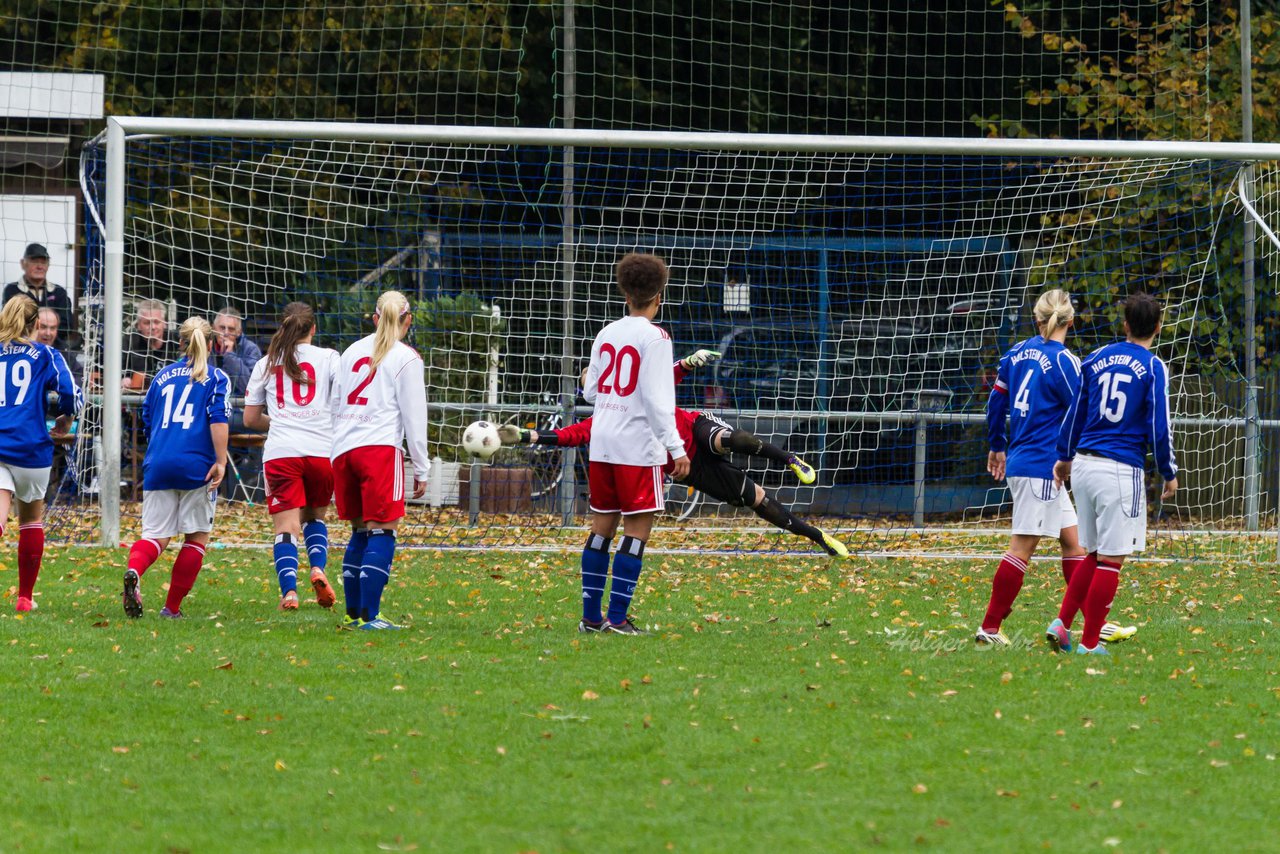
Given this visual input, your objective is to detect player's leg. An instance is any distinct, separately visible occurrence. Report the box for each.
[704,416,815,484]
[14,497,45,612]
[264,457,303,609]
[124,490,176,618]
[605,509,656,634]
[303,505,336,608]
[355,447,407,629]
[1059,517,1134,645]
[579,511,620,632]
[332,450,368,626]
[271,506,304,610]
[1077,465,1143,653]
[1056,459,1101,632]
[977,532,1038,645]
[747,484,847,556]
[582,461,625,632]
[160,488,218,618]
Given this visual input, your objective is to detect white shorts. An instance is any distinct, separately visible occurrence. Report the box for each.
[1071,453,1146,556]
[1008,476,1079,537]
[0,462,51,503]
[142,487,218,539]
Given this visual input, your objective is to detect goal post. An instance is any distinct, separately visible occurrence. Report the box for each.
[85,116,1280,559]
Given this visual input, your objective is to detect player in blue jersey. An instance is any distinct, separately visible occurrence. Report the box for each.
[121,317,231,619]
[1052,293,1177,655]
[0,296,82,612]
[976,289,1087,645]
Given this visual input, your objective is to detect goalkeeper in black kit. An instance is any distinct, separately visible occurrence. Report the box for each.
[499,349,849,557]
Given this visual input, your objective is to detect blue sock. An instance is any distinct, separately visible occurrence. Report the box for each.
[273,532,299,596]
[359,528,397,622]
[342,529,369,620]
[303,519,329,572]
[581,533,611,623]
[606,536,645,625]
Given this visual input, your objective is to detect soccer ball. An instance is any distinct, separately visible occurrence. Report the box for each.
[461,420,501,460]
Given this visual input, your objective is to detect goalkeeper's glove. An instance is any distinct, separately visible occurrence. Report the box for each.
[497,425,535,445]
[680,349,722,370]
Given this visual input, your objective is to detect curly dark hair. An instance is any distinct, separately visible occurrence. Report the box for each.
[615,252,669,309]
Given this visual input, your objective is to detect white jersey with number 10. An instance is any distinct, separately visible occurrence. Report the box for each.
[245,343,342,463]
[582,315,684,467]
[331,333,431,480]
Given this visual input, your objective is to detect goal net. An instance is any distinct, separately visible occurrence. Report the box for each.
[67,122,1278,560]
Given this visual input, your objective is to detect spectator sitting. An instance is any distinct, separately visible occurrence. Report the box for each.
[123,298,179,392]
[211,306,264,399]
[3,243,74,349]
[35,307,84,388]
[211,305,266,499]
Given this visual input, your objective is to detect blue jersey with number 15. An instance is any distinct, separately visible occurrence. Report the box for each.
[141,359,231,491]
[1057,340,1177,481]
[987,335,1081,479]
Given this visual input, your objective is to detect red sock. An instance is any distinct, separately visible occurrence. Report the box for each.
[1080,559,1122,649]
[1057,552,1097,627]
[981,552,1027,632]
[1062,554,1085,585]
[164,542,206,613]
[17,523,44,599]
[127,538,163,576]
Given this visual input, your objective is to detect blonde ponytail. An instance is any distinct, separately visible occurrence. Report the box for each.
[179,316,214,383]
[0,296,38,346]
[1034,289,1075,340]
[370,290,410,369]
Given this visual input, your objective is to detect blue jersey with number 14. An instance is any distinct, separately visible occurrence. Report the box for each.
[987,335,1081,479]
[141,359,231,491]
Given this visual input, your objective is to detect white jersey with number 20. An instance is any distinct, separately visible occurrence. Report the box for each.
[245,343,342,463]
[330,334,431,480]
[582,315,684,467]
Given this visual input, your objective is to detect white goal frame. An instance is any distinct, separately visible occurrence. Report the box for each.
[99,116,1280,551]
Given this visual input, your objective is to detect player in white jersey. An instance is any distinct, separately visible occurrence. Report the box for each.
[244,302,342,612]
[577,253,689,635]
[329,290,429,630]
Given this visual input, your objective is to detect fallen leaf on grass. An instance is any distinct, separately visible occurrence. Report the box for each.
[214,661,233,671]
[111,746,129,754]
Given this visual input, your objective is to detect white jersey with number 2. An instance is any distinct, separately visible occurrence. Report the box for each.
[331,334,431,480]
[582,315,684,467]
[245,343,342,463]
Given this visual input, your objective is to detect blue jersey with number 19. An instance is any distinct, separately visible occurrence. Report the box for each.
[1057,341,1177,481]
[987,335,1081,479]
[0,341,83,468]
[141,359,231,491]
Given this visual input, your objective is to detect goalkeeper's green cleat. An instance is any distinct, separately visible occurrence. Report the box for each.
[339,614,360,631]
[818,529,849,557]
[787,454,817,485]
[1099,622,1136,643]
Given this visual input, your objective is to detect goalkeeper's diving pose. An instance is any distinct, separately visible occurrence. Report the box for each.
[500,349,849,557]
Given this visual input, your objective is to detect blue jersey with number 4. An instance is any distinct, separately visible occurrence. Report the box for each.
[1057,341,1177,481]
[987,335,1081,479]
[141,359,231,491]
[0,341,83,468]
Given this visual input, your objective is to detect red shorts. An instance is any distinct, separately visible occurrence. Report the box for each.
[588,461,665,515]
[332,446,405,524]
[263,456,334,515]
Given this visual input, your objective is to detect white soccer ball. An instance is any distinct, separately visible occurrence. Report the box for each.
[461,420,501,460]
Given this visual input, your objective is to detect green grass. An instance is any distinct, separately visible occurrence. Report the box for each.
[1,545,1277,852]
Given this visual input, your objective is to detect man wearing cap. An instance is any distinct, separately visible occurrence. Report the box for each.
[3,243,73,349]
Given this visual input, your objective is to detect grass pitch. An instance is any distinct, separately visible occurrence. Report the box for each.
[1,545,1276,851]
